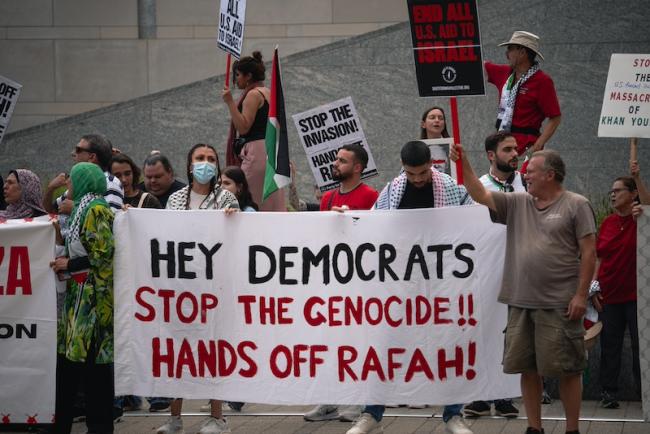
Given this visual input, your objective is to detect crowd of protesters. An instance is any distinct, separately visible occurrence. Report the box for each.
[1,32,649,434]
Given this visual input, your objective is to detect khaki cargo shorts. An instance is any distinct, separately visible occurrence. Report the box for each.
[502,306,586,377]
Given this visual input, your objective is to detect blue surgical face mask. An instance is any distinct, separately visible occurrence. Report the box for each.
[192,162,217,184]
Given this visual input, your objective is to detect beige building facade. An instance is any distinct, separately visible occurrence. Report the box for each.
[0,0,406,133]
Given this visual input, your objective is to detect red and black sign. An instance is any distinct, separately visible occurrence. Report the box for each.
[407,0,485,97]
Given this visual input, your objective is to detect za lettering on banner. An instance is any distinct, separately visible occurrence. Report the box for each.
[0,75,22,144]
[598,54,650,138]
[407,0,486,97]
[0,218,56,424]
[114,207,519,405]
[292,97,378,192]
[217,0,246,58]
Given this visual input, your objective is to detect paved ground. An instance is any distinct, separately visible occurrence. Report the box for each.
[84,400,650,434]
[3,400,647,433]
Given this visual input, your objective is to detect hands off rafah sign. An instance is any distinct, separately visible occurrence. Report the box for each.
[598,54,650,138]
[407,0,485,97]
[0,75,22,144]
[217,0,246,58]
[292,97,378,192]
[113,207,520,405]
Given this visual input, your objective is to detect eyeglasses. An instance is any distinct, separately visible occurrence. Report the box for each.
[608,188,630,195]
[75,146,93,154]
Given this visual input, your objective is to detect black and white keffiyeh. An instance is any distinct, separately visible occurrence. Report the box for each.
[497,63,541,132]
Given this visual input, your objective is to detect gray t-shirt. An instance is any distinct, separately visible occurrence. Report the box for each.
[490,190,596,309]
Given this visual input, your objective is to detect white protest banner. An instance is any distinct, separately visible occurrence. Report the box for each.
[0,75,22,144]
[292,97,378,192]
[114,207,519,405]
[598,54,650,138]
[0,217,56,425]
[422,138,457,179]
[217,0,246,58]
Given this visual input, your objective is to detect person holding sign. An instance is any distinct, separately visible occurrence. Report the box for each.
[157,143,238,434]
[452,144,596,434]
[347,141,473,434]
[485,31,561,160]
[590,169,648,409]
[222,51,285,211]
[303,144,377,424]
[49,162,116,434]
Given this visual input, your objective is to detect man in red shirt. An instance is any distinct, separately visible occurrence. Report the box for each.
[319,144,378,211]
[485,31,561,159]
[305,144,377,424]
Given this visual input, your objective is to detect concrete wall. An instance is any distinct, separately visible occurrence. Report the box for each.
[0,0,405,133]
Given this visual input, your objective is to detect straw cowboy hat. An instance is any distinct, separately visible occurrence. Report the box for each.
[584,321,603,352]
[498,31,545,61]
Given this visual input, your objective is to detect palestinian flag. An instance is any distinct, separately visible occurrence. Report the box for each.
[263,47,291,201]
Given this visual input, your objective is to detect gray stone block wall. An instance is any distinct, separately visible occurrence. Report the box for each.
[1,0,649,400]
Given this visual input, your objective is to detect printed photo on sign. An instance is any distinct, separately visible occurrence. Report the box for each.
[217,0,246,58]
[422,138,457,179]
[292,97,378,192]
[598,53,650,138]
[407,0,486,97]
[0,75,22,144]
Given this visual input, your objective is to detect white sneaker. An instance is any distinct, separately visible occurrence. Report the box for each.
[339,405,363,422]
[445,415,473,434]
[197,416,231,434]
[345,413,382,434]
[156,416,184,434]
[304,404,339,421]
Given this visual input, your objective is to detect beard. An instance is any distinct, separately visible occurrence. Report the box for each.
[495,159,517,174]
[332,169,350,182]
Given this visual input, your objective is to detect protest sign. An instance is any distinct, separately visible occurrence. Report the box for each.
[598,54,650,138]
[0,218,56,424]
[422,138,457,179]
[292,97,378,192]
[217,0,246,58]
[407,0,485,97]
[0,75,22,144]
[114,207,519,405]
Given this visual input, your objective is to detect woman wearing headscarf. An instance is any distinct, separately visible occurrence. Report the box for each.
[222,50,285,211]
[0,169,46,219]
[49,162,115,434]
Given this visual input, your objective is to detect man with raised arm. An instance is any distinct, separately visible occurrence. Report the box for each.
[451,143,596,434]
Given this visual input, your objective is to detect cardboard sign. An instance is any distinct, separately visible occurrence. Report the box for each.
[598,54,650,138]
[0,218,56,424]
[292,97,378,192]
[422,138,457,179]
[0,75,22,143]
[407,0,485,97]
[217,0,246,58]
[113,207,520,405]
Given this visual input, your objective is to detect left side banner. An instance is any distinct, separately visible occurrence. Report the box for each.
[0,217,56,424]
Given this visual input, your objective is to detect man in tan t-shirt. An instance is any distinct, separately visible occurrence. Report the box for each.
[451,145,596,434]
